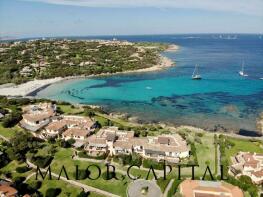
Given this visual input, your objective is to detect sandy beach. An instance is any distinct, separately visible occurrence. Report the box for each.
[0,77,63,97]
[0,45,177,97]
[166,44,180,52]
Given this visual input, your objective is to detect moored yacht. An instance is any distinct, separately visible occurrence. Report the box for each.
[192,64,202,80]
[239,61,248,77]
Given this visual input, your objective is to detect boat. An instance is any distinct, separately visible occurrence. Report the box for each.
[239,61,248,77]
[260,78,263,80]
[192,64,202,80]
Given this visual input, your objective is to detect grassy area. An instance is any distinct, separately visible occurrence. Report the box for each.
[0,160,33,179]
[48,147,130,197]
[225,137,263,162]
[156,178,171,192]
[94,115,109,127]
[58,104,84,115]
[0,124,23,139]
[27,177,106,197]
[194,133,216,176]
[95,112,136,127]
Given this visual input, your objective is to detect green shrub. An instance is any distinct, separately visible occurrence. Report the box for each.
[14,176,26,185]
[78,151,107,160]
[16,166,30,173]
[2,111,22,128]
[67,139,76,146]
[143,159,163,170]
[77,191,90,197]
[167,180,182,197]
[31,155,53,168]
[102,171,117,180]
[113,153,142,166]
[78,169,88,180]
[46,188,62,197]
[29,181,42,190]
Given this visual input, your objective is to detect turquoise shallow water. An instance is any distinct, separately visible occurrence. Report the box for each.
[36,34,263,135]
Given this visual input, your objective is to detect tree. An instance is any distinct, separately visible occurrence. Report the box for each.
[6,132,40,161]
[46,188,62,197]
[84,108,95,117]
[2,111,22,128]
[77,191,90,197]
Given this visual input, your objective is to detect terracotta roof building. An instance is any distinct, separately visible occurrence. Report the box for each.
[0,184,18,197]
[85,126,189,163]
[62,128,91,140]
[229,152,263,185]
[179,180,244,197]
[20,103,56,132]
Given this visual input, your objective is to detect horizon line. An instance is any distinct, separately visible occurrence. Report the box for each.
[1,32,263,41]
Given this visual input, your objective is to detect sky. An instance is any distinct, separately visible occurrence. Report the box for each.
[0,0,263,38]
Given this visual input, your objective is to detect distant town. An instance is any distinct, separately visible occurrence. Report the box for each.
[0,39,168,85]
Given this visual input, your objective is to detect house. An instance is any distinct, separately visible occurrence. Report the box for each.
[62,128,91,140]
[85,136,108,154]
[62,115,95,130]
[20,66,32,77]
[20,103,56,132]
[251,169,263,184]
[85,127,133,156]
[0,184,18,197]
[43,120,67,137]
[85,126,190,163]
[131,134,189,163]
[229,152,263,185]
[113,140,133,155]
[179,180,243,197]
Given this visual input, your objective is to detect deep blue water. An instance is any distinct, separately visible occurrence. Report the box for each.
[36,34,263,134]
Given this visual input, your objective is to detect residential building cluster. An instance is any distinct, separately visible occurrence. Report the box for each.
[86,126,189,162]
[20,103,96,141]
[229,152,263,185]
[19,103,190,163]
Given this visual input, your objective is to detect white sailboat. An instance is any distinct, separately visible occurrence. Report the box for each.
[239,61,248,77]
[192,64,202,80]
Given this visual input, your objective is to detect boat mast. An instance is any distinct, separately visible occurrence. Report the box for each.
[193,64,197,76]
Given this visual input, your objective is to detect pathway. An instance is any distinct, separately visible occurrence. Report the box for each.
[26,159,120,197]
[0,134,9,142]
[217,142,221,176]
[163,179,174,197]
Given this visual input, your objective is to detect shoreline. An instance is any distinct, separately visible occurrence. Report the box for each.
[0,45,177,97]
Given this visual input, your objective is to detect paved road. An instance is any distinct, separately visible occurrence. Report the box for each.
[26,159,120,197]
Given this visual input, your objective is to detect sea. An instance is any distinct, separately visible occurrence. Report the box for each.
[35,34,263,136]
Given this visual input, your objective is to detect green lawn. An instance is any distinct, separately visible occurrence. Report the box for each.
[225,138,263,162]
[195,133,216,176]
[95,112,136,127]
[0,160,33,179]
[0,124,23,139]
[48,147,130,197]
[177,132,216,178]
[27,177,106,197]
[94,115,109,127]
[157,178,171,192]
[58,104,84,115]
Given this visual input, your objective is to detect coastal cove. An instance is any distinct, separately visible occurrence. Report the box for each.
[34,35,263,136]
